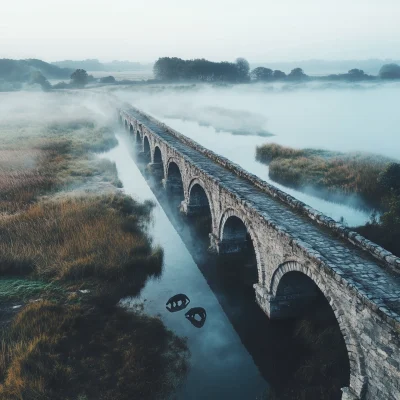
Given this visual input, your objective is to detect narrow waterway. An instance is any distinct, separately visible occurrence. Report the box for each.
[101,127,351,400]
[102,131,270,399]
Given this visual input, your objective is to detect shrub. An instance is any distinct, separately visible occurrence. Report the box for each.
[256,143,392,207]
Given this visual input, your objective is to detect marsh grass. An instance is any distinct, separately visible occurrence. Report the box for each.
[0,278,60,302]
[0,301,189,400]
[0,194,162,286]
[0,118,120,214]
[0,98,189,399]
[256,143,392,207]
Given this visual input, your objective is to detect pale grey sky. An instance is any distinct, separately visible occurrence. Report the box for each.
[1,0,400,62]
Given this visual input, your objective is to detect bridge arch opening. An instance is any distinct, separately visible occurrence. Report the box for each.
[135,130,141,144]
[149,146,165,184]
[129,123,133,134]
[143,136,151,163]
[124,120,128,131]
[271,268,351,399]
[153,146,163,164]
[187,183,213,242]
[166,161,184,209]
[219,215,258,286]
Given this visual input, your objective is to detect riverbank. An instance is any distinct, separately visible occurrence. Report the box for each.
[0,92,188,399]
[256,143,400,256]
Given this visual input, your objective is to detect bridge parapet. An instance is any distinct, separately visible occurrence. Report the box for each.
[119,107,400,275]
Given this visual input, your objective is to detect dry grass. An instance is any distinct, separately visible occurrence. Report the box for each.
[0,119,120,215]
[256,143,392,206]
[0,149,56,214]
[0,301,189,400]
[0,194,162,283]
[256,143,305,163]
[0,95,189,400]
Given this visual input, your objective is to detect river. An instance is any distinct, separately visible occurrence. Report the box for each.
[102,132,270,399]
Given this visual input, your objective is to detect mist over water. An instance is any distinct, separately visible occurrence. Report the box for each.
[113,80,400,160]
[110,80,400,225]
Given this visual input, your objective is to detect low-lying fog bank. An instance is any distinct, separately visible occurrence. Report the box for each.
[110,80,400,160]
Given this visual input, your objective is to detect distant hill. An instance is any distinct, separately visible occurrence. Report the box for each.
[52,59,104,71]
[52,59,150,71]
[0,59,73,82]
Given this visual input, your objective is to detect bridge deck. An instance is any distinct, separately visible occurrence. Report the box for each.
[127,108,400,323]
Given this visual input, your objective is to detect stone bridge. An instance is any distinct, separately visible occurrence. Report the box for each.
[118,107,400,400]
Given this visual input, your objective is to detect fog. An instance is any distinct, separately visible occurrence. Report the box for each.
[0,91,116,128]
[112,81,400,160]
[107,80,400,225]
[3,0,400,62]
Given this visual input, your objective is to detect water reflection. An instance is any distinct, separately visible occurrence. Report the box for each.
[101,133,268,399]
[185,307,207,328]
[166,294,190,312]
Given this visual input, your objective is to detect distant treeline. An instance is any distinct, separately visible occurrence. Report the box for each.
[154,57,400,83]
[153,57,251,82]
[52,59,151,71]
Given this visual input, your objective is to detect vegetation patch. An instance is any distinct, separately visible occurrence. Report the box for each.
[0,97,189,399]
[256,143,400,256]
[0,301,188,400]
[256,143,391,205]
[0,278,60,302]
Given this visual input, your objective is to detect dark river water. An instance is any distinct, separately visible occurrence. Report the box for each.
[102,130,314,399]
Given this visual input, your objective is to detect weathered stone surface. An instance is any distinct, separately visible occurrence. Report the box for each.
[119,108,400,400]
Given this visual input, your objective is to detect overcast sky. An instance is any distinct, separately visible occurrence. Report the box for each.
[1,0,400,63]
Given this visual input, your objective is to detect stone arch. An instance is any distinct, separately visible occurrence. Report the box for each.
[143,135,151,163]
[187,178,216,232]
[166,158,185,204]
[124,119,128,131]
[135,130,141,144]
[129,123,134,134]
[153,146,163,164]
[270,261,367,398]
[218,209,263,284]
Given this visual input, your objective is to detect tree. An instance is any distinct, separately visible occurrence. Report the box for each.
[379,63,400,80]
[273,70,286,80]
[30,71,51,91]
[153,57,248,83]
[70,69,89,87]
[288,67,308,80]
[347,69,368,81]
[379,163,400,193]
[153,57,187,81]
[235,58,250,82]
[100,75,116,83]
[250,67,273,81]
